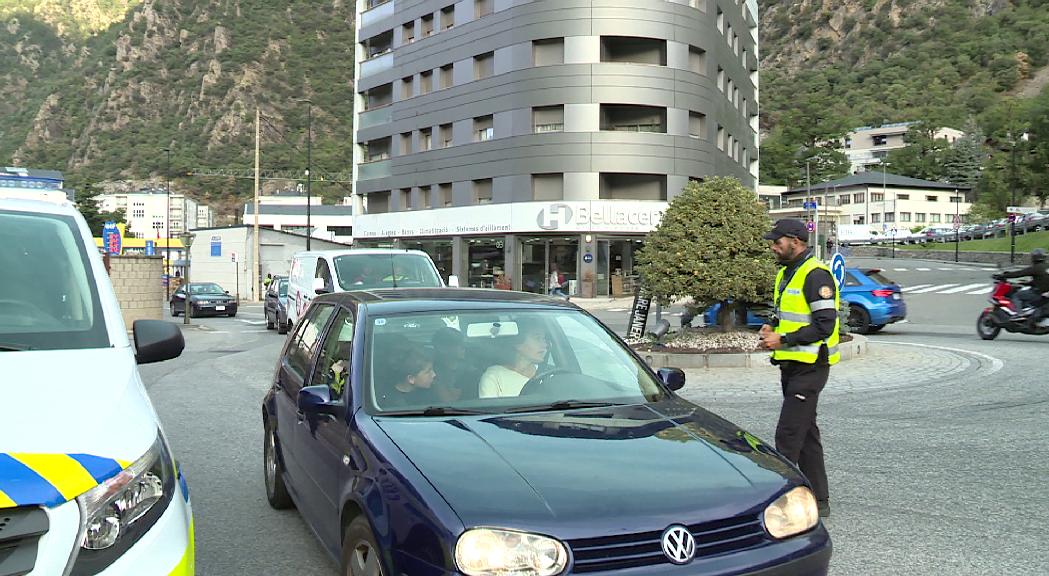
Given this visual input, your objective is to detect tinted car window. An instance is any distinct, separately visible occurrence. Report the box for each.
[335,254,441,290]
[364,309,665,414]
[311,308,355,400]
[843,272,862,287]
[865,271,896,286]
[286,304,335,378]
[189,283,226,295]
[0,209,109,350]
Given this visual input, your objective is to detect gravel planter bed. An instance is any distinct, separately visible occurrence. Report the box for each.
[629,329,858,369]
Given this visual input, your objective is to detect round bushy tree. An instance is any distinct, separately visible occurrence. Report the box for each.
[636,177,776,330]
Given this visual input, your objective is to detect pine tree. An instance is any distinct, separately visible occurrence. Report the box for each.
[75,181,126,237]
[942,120,985,189]
[636,178,776,331]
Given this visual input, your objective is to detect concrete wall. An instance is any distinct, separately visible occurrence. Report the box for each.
[849,246,1030,266]
[107,255,165,330]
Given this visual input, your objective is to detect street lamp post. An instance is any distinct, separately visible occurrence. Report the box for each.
[180,232,194,325]
[297,98,313,250]
[882,162,895,259]
[162,147,172,297]
[954,188,961,263]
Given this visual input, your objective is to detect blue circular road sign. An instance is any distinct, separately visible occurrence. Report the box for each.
[831,252,847,287]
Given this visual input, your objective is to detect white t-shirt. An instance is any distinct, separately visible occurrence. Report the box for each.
[479,365,531,398]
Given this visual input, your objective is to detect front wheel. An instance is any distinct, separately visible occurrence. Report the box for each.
[977,311,1001,340]
[342,517,386,576]
[170,302,180,317]
[266,312,275,330]
[264,419,293,509]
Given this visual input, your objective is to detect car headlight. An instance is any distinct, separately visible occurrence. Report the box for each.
[763,486,819,539]
[455,528,568,576]
[70,432,176,575]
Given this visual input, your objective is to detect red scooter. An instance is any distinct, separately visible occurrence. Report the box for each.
[976,276,1049,340]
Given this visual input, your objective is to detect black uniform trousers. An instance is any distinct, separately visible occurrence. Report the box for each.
[775,357,830,503]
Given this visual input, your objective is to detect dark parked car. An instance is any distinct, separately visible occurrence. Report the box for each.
[265,276,291,333]
[263,289,831,576]
[170,281,238,317]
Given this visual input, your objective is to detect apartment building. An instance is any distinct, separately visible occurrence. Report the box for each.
[351,0,759,296]
[95,189,212,239]
[843,123,965,174]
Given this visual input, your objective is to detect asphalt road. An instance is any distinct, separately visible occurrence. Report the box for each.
[138,257,1048,575]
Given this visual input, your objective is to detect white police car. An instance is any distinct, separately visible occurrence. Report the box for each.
[0,196,194,575]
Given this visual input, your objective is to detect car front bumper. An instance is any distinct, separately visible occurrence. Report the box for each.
[27,473,194,575]
[191,302,237,315]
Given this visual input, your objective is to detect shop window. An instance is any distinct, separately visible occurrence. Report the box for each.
[468,238,505,289]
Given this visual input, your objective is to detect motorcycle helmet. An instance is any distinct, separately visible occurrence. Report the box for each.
[1033,248,1047,264]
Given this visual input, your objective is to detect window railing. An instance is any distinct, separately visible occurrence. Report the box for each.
[608,124,664,132]
[535,123,563,133]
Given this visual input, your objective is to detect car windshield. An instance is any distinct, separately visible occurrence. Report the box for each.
[334,253,441,290]
[190,283,226,295]
[364,308,666,415]
[277,279,288,297]
[0,209,110,351]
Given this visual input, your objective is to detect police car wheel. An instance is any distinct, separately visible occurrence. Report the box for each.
[264,420,293,509]
[342,517,385,576]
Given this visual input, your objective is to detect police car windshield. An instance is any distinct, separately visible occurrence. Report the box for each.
[0,209,110,350]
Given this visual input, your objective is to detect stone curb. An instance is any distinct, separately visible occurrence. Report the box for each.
[638,334,868,369]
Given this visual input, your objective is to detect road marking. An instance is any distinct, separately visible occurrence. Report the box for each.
[916,267,932,271]
[901,284,934,292]
[874,341,1003,376]
[907,283,961,294]
[237,319,267,326]
[893,268,909,271]
[937,283,988,294]
[966,288,992,295]
[606,308,628,312]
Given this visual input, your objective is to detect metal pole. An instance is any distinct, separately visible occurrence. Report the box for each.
[1010,135,1017,264]
[235,259,240,301]
[955,188,960,263]
[184,238,191,326]
[164,147,172,298]
[306,100,313,251]
[253,107,262,301]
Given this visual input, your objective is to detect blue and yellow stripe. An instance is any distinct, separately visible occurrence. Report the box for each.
[0,453,127,509]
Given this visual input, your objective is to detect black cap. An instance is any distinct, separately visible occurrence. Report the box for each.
[763,219,809,242]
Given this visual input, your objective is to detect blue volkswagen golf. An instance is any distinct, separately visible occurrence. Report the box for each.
[262,289,831,575]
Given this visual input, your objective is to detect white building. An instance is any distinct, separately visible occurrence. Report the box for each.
[95,189,212,240]
[242,193,354,243]
[842,123,965,174]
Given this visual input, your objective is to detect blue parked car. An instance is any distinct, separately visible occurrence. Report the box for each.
[700,268,906,335]
[264,289,831,576]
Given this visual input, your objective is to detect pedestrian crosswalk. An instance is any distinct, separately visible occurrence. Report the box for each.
[889,267,996,272]
[900,283,990,295]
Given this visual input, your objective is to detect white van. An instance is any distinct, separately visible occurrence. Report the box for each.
[0,196,194,575]
[286,249,454,328]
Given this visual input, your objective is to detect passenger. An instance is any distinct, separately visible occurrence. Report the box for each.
[379,347,437,409]
[431,327,466,401]
[478,321,548,398]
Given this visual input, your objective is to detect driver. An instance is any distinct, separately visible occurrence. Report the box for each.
[478,322,549,398]
[994,248,1049,321]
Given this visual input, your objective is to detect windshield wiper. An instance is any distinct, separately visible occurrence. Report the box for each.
[381,406,490,417]
[505,400,625,414]
[0,343,31,351]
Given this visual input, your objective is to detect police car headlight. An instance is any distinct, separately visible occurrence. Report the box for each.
[455,528,568,576]
[71,432,176,574]
[763,486,819,539]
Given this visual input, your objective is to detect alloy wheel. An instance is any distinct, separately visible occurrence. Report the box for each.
[348,540,384,576]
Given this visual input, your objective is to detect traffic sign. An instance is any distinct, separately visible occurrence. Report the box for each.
[831,253,847,288]
[953,215,961,230]
[1008,214,1016,223]
[145,240,155,256]
[803,201,818,210]
[806,221,815,232]
[231,251,238,263]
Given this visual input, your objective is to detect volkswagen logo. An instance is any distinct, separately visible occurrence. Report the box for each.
[661,525,696,565]
[536,203,573,230]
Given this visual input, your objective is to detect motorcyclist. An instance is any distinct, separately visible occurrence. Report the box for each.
[994,248,1049,320]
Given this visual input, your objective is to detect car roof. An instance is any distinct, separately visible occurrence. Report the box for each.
[293,248,432,258]
[0,196,78,216]
[312,288,578,314]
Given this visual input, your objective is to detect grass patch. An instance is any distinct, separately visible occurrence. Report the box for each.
[899,230,1049,253]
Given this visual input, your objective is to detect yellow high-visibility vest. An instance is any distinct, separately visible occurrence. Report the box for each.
[772,257,840,365]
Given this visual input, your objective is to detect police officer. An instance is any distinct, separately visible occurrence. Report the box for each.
[758,219,837,518]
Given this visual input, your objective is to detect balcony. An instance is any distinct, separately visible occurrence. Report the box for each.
[360,51,393,78]
[600,105,666,134]
[358,106,392,130]
[358,159,391,181]
[361,0,395,29]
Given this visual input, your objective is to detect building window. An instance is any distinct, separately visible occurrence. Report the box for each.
[926,195,939,202]
[716,7,724,33]
[897,193,910,200]
[915,213,926,222]
[688,111,705,138]
[600,36,667,66]
[475,0,492,18]
[600,104,666,133]
[884,213,895,223]
[872,135,888,146]
[132,209,145,217]
[688,46,706,75]
[420,70,433,94]
[532,38,564,66]
[402,21,415,44]
[532,174,564,200]
[400,132,412,155]
[871,193,884,202]
[420,127,432,151]
[365,137,391,162]
[900,212,911,222]
[422,185,433,209]
[401,75,414,99]
[837,195,851,205]
[950,195,963,203]
[364,83,392,109]
[399,188,412,211]
[473,179,493,204]
[439,64,453,89]
[716,125,725,151]
[854,193,865,203]
[438,183,453,207]
[931,214,941,223]
[474,115,494,141]
[440,5,455,30]
[474,52,494,79]
[599,173,667,201]
[421,14,434,37]
[871,214,881,224]
[329,226,353,236]
[369,191,391,214]
[533,105,563,133]
[364,30,393,59]
[717,67,725,92]
[440,123,453,148]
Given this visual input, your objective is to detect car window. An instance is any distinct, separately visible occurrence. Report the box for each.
[190,283,225,295]
[311,307,355,402]
[843,272,862,287]
[0,209,110,350]
[364,309,665,414]
[334,254,441,290]
[278,279,288,297]
[865,271,896,286]
[286,304,336,379]
[315,260,334,292]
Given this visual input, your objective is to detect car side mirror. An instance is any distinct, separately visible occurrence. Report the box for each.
[313,277,329,295]
[298,385,337,417]
[448,275,460,287]
[657,367,686,391]
[133,320,185,364]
